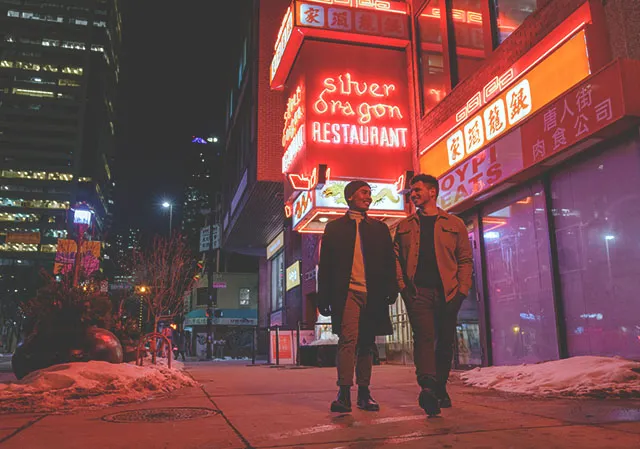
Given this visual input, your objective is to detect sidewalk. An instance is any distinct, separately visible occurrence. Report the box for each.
[1,361,639,448]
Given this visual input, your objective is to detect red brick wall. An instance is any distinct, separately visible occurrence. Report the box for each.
[256,0,291,182]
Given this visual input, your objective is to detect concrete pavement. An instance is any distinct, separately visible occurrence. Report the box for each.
[1,360,639,448]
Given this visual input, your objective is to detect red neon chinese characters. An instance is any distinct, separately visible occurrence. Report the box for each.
[303,0,406,14]
[270,7,293,82]
[282,84,305,148]
[310,73,408,148]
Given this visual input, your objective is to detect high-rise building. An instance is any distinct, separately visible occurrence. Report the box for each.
[0,0,121,281]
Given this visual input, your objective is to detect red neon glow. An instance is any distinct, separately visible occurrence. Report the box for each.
[420,5,591,158]
[271,7,294,83]
[307,73,408,149]
[288,167,318,190]
[303,0,407,14]
[422,7,482,25]
[394,173,404,194]
[283,123,306,173]
[285,203,293,218]
[311,122,408,147]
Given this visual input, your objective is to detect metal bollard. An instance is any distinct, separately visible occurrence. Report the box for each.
[251,326,256,365]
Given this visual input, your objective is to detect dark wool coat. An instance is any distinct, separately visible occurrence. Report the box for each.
[317,213,398,336]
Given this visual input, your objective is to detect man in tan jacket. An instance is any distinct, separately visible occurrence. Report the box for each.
[394,174,473,416]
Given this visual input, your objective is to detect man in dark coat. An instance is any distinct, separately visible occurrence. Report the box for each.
[317,180,398,413]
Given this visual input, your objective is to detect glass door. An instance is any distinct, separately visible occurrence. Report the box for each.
[454,217,483,368]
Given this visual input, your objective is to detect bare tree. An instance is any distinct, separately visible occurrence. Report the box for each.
[132,233,198,338]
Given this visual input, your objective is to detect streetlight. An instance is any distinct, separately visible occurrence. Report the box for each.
[162,201,173,234]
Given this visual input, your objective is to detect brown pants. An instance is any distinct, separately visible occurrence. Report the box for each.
[405,287,463,388]
[336,289,376,387]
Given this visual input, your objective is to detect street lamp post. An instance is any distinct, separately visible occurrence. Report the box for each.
[162,201,173,234]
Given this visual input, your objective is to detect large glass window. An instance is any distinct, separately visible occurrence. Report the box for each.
[270,252,284,311]
[417,0,448,113]
[494,0,537,43]
[452,0,486,83]
[551,139,640,359]
[482,183,559,365]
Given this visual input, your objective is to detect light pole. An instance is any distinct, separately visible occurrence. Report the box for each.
[162,201,173,234]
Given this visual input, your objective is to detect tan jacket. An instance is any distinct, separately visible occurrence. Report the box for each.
[393,208,473,302]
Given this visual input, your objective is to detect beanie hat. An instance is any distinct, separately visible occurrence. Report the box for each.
[344,180,371,202]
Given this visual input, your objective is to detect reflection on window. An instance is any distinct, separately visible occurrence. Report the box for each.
[0,198,69,209]
[1,170,73,181]
[271,252,284,311]
[0,242,38,252]
[239,288,251,306]
[12,88,55,98]
[482,185,559,365]
[418,0,448,113]
[40,244,57,253]
[0,212,40,222]
[452,0,485,83]
[59,78,80,87]
[44,229,67,238]
[495,0,537,43]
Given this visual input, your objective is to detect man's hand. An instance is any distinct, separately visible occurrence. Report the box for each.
[385,294,398,305]
[318,303,332,317]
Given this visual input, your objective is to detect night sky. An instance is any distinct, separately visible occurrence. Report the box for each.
[113,2,244,238]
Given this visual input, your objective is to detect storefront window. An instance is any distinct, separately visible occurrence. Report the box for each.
[482,183,559,365]
[494,0,537,43]
[551,139,640,359]
[417,0,449,113]
[271,252,285,311]
[452,0,486,83]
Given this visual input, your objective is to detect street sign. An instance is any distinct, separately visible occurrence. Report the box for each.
[199,226,211,252]
[211,224,221,250]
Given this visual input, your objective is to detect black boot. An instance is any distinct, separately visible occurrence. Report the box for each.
[357,386,380,411]
[436,384,452,408]
[330,386,352,412]
[417,376,441,416]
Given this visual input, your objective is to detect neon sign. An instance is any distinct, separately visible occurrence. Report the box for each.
[283,83,305,148]
[420,29,591,177]
[303,0,407,14]
[310,73,408,148]
[270,6,293,84]
[421,7,482,24]
[283,123,306,173]
[292,189,315,227]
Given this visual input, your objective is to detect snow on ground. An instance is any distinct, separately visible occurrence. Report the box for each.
[0,358,198,414]
[460,356,640,398]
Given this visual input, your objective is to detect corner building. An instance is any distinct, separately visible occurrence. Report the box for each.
[260,0,640,365]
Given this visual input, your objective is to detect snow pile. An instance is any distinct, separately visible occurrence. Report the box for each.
[0,360,198,413]
[460,356,640,398]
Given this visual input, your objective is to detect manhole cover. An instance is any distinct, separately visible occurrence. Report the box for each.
[102,407,221,423]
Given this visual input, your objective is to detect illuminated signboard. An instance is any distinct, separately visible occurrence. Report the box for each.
[270,0,409,90]
[266,231,285,259]
[297,1,408,39]
[290,176,409,233]
[286,260,301,291]
[420,29,591,178]
[280,41,412,186]
[270,6,295,85]
[316,180,404,211]
[437,60,639,212]
[292,189,315,228]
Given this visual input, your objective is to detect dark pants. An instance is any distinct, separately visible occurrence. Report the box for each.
[336,290,376,387]
[405,287,463,389]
